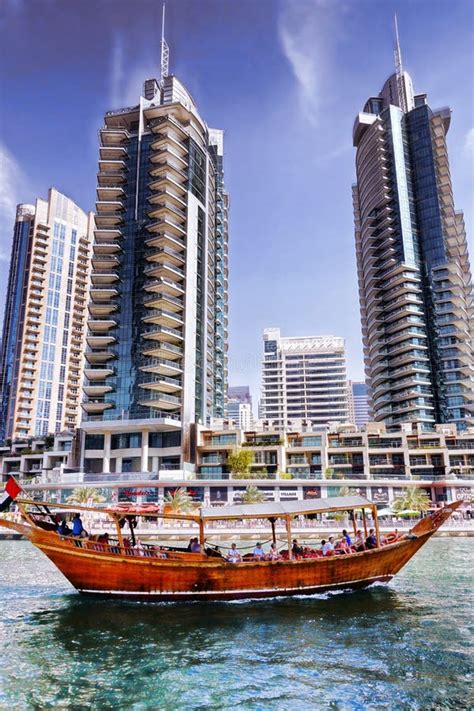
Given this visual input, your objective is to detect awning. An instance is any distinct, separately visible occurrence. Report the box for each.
[199,495,373,521]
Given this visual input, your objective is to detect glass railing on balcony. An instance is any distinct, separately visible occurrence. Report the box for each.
[143,291,183,308]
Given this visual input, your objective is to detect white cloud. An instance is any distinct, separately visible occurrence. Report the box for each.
[278,0,343,125]
[108,33,157,110]
[0,143,28,263]
[465,127,474,153]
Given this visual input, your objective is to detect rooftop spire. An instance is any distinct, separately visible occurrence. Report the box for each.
[393,14,407,112]
[160,2,170,87]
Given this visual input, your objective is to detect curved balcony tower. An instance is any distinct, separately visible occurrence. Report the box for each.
[82,71,229,472]
[352,32,473,431]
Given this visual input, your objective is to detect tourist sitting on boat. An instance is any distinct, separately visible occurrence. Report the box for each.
[266,542,280,561]
[190,538,202,553]
[292,539,304,558]
[187,538,194,551]
[353,530,366,552]
[226,543,242,563]
[342,529,352,546]
[335,537,352,555]
[365,529,377,549]
[71,513,87,538]
[253,542,265,560]
[321,537,335,556]
[57,520,71,536]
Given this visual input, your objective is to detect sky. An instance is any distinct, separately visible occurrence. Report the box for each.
[0,0,473,409]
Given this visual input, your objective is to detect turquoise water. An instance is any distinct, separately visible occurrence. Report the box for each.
[0,539,472,710]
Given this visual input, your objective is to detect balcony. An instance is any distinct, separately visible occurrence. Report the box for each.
[148,160,187,183]
[96,185,125,202]
[143,291,183,312]
[99,127,130,145]
[145,232,185,251]
[83,382,114,397]
[86,334,116,348]
[90,271,120,285]
[90,286,119,301]
[87,318,117,332]
[139,375,182,393]
[145,245,185,267]
[150,131,188,155]
[82,399,114,414]
[148,188,186,210]
[85,349,117,364]
[144,261,184,280]
[146,217,186,238]
[147,200,186,223]
[88,301,118,317]
[142,325,183,343]
[99,145,128,161]
[144,277,184,297]
[142,309,183,328]
[138,391,181,410]
[139,357,183,377]
[92,254,121,270]
[94,227,122,241]
[84,365,115,380]
[95,213,123,228]
[148,173,187,195]
[141,341,183,360]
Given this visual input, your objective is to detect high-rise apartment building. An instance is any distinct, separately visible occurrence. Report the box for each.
[352,33,473,431]
[0,189,93,440]
[260,328,349,429]
[226,385,253,429]
[347,380,370,428]
[81,67,229,474]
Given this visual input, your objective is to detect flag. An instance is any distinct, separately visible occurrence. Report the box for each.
[0,476,23,512]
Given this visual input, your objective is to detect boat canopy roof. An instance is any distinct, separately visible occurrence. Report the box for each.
[199,495,373,521]
[17,494,374,523]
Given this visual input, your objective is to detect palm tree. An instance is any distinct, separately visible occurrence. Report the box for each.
[241,485,266,505]
[66,487,106,504]
[164,487,195,513]
[393,488,431,514]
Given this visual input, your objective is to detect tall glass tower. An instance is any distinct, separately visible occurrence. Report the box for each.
[81,69,229,475]
[352,33,473,430]
[0,189,93,441]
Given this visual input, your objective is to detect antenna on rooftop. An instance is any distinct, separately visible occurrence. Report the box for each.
[393,14,407,112]
[160,2,170,87]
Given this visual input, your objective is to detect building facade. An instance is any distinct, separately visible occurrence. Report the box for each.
[353,56,474,431]
[82,72,228,475]
[2,421,472,510]
[260,328,349,429]
[0,189,93,440]
[226,385,253,429]
[348,380,370,428]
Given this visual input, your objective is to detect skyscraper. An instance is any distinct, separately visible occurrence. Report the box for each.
[347,381,369,428]
[0,189,93,440]
[226,385,253,429]
[81,57,229,474]
[260,328,349,429]
[352,26,473,431]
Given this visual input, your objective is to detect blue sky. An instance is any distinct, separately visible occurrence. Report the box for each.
[1,0,473,408]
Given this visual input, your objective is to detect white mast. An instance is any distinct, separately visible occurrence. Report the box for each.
[393,14,407,112]
[160,2,169,88]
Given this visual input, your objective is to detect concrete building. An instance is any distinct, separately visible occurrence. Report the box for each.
[0,189,93,440]
[352,30,474,431]
[226,385,253,429]
[260,328,349,429]
[2,421,472,510]
[81,57,228,476]
[348,380,370,428]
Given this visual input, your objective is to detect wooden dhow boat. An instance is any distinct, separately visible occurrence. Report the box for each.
[0,492,461,601]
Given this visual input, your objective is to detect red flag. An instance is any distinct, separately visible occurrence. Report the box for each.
[0,476,23,512]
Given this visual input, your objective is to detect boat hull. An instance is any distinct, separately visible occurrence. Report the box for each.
[0,501,460,601]
[31,529,430,601]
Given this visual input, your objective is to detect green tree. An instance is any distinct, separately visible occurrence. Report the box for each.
[278,471,293,480]
[164,487,195,513]
[392,489,431,514]
[66,487,106,504]
[226,448,254,477]
[241,485,266,505]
